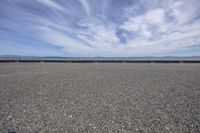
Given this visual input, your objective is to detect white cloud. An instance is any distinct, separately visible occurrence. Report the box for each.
[121,8,165,38]
[117,0,200,56]
[33,0,200,56]
[36,26,96,56]
[121,16,142,32]
[4,0,199,56]
[169,0,200,24]
[36,0,66,12]
[79,0,91,15]
[76,22,119,49]
[145,8,165,24]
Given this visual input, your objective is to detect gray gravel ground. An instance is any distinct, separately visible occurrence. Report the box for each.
[0,63,200,133]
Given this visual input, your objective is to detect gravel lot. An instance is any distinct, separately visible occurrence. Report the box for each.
[0,63,200,133]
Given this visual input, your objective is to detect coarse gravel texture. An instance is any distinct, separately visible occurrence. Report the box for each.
[0,63,200,133]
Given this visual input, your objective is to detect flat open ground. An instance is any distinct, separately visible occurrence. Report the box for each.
[0,63,200,133]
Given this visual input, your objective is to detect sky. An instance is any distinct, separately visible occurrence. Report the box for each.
[0,0,200,57]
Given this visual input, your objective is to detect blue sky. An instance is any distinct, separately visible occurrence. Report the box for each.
[0,0,200,57]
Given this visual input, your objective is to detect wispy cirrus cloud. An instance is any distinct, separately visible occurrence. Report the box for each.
[0,0,199,56]
[35,0,66,13]
[79,0,91,16]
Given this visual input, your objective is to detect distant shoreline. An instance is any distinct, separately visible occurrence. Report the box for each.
[1,59,200,63]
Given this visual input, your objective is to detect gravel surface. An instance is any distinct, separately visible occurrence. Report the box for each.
[0,63,200,133]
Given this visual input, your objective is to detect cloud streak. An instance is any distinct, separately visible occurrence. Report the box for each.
[79,0,91,16]
[36,0,66,12]
[0,0,200,56]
